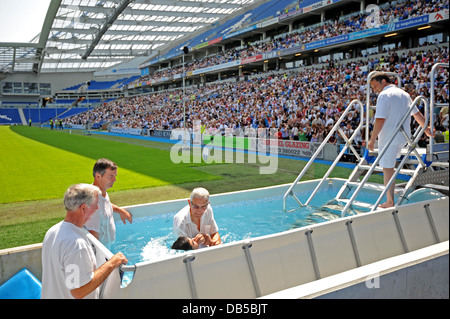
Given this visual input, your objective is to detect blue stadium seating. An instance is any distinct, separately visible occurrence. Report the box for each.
[0,108,22,124]
[118,75,140,87]
[1,107,92,124]
[62,76,140,91]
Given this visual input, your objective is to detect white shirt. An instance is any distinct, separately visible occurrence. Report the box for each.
[375,84,419,148]
[173,204,219,239]
[85,192,116,245]
[41,221,98,299]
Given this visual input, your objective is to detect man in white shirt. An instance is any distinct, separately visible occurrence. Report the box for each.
[41,183,127,299]
[368,72,433,208]
[86,158,132,245]
[173,187,221,247]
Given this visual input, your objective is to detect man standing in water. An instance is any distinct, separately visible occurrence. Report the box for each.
[173,187,221,248]
[86,158,132,244]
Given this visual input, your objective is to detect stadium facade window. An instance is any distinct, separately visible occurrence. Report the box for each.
[13,82,23,94]
[285,62,294,69]
[334,52,344,61]
[23,83,39,94]
[294,60,304,67]
[1,82,13,94]
[361,46,379,57]
[39,83,51,95]
[419,33,443,46]
[382,43,396,52]
[1,82,51,95]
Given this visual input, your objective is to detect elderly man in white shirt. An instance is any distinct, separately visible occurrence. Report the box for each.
[41,183,127,299]
[173,187,221,248]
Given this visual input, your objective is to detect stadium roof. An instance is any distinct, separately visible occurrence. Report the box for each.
[0,0,258,74]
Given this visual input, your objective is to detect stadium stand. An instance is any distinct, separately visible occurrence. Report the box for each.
[2,0,449,136]
[0,0,449,302]
[63,46,449,142]
[132,0,449,87]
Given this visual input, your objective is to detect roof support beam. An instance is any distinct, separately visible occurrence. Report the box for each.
[38,0,63,49]
[81,0,132,60]
[132,0,243,10]
[53,16,209,28]
[35,0,62,73]
[51,27,196,37]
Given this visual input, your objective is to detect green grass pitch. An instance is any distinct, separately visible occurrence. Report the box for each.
[0,126,219,204]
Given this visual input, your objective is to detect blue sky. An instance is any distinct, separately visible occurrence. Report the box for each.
[0,0,51,42]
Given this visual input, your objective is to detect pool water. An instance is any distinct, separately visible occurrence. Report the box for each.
[107,183,381,266]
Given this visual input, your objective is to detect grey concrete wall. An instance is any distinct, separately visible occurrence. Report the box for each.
[0,244,42,286]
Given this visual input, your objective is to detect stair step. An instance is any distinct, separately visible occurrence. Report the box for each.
[344,182,406,195]
[357,164,417,175]
[346,181,385,191]
[370,147,427,156]
[339,199,374,210]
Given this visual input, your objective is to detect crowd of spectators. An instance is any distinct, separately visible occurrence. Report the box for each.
[64,45,449,146]
[132,0,449,85]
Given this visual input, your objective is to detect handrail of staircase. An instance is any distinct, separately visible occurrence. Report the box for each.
[340,95,430,217]
[304,99,365,207]
[282,99,364,212]
[429,62,449,160]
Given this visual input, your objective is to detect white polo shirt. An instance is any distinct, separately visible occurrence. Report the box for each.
[375,84,419,148]
[375,84,420,168]
[173,204,219,238]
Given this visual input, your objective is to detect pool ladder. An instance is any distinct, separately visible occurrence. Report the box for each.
[283,63,449,217]
[282,96,431,216]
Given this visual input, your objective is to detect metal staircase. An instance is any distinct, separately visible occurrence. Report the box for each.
[282,63,449,217]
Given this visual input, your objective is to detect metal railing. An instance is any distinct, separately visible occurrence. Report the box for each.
[282,99,364,212]
[428,62,449,161]
[340,95,430,216]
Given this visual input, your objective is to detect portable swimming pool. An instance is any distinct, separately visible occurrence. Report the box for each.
[92,178,448,298]
[108,180,348,267]
[108,179,445,268]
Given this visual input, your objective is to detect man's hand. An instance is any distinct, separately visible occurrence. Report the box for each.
[110,252,128,268]
[209,232,221,246]
[70,252,127,299]
[368,138,376,151]
[113,204,133,224]
[194,233,206,245]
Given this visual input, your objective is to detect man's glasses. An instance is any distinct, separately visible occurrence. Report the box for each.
[190,202,209,210]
